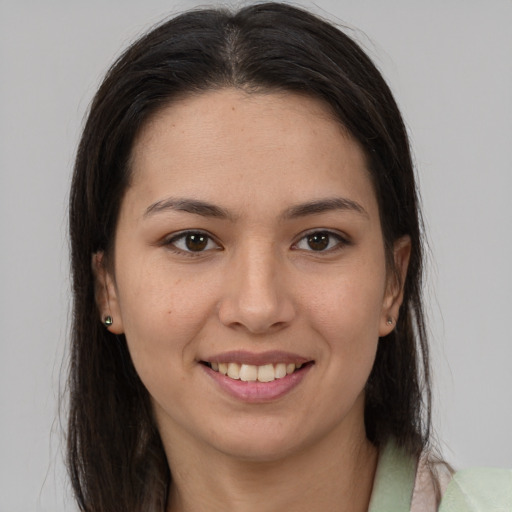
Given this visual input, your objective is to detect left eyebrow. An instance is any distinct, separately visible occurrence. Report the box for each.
[281,197,368,220]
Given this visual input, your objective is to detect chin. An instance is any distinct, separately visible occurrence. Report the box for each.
[214,435,305,463]
[203,415,329,464]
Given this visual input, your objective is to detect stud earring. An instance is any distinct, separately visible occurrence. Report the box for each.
[104,315,113,327]
[386,317,394,326]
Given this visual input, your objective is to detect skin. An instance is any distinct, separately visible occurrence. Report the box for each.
[95,89,410,512]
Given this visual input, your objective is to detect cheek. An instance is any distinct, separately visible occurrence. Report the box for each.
[304,261,387,339]
[115,260,217,374]
[301,259,386,384]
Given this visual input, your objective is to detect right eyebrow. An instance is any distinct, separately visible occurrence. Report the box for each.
[143,197,235,220]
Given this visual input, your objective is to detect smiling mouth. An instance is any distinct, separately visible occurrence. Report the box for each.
[201,361,313,383]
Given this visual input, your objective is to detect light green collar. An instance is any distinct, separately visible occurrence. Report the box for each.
[366,441,512,511]
[439,467,512,511]
[367,441,417,512]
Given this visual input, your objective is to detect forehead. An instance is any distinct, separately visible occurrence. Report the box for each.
[126,88,377,218]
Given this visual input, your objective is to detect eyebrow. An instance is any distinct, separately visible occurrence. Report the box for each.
[281,197,368,219]
[144,197,234,220]
[143,196,368,221]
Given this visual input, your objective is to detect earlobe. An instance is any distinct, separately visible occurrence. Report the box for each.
[379,236,411,337]
[92,252,124,334]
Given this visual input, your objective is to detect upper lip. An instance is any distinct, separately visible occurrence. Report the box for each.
[200,350,312,366]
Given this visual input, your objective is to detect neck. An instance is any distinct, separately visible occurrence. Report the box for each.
[164,423,377,512]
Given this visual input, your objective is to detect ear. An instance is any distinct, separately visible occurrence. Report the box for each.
[379,236,411,337]
[92,252,124,334]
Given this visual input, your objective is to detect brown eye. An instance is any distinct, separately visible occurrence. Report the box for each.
[185,233,208,251]
[307,232,330,251]
[168,231,220,254]
[294,230,346,252]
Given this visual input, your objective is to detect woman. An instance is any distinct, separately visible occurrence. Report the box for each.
[67,3,509,511]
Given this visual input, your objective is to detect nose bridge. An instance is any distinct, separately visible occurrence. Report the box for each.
[218,237,294,333]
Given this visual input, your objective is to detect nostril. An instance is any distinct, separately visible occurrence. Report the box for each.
[217,276,296,333]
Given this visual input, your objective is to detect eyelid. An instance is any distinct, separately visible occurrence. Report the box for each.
[161,228,349,255]
[292,229,350,252]
[163,230,222,255]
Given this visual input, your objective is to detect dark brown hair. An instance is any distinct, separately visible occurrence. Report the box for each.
[68,3,430,510]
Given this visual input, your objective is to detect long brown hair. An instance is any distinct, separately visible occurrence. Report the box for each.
[68,3,430,510]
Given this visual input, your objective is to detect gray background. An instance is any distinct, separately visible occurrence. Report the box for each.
[1,0,511,510]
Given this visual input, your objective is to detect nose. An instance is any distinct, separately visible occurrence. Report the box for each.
[217,244,296,334]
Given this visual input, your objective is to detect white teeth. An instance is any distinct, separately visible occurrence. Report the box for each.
[239,364,258,382]
[257,364,275,382]
[227,362,241,380]
[210,361,305,382]
[275,363,287,379]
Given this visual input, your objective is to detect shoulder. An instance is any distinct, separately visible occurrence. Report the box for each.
[411,450,453,511]
[438,467,512,511]
[370,441,512,511]
[412,452,512,512]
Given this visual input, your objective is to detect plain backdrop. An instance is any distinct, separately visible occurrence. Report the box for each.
[1,1,511,510]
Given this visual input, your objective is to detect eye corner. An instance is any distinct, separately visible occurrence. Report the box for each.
[163,229,223,256]
[292,229,351,253]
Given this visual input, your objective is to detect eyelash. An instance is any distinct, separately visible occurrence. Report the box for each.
[163,229,350,256]
[292,230,350,253]
[164,230,222,257]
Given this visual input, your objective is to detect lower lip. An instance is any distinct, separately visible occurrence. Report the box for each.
[202,364,312,403]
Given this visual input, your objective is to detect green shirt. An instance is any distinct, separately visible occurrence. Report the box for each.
[368,441,512,511]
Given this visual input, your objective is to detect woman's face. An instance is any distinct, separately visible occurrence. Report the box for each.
[98,89,408,462]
